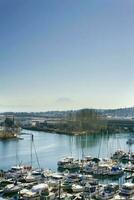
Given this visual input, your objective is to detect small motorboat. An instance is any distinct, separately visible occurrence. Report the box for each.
[96,183,119,200]
[127,138,134,145]
[72,184,83,193]
[3,183,22,196]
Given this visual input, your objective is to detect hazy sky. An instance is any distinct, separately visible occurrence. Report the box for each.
[0,0,134,112]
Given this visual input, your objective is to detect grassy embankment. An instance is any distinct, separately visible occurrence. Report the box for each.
[24,109,108,135]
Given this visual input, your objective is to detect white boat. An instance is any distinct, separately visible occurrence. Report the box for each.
[51,172,63,180]
[72,184,83,193]
[84,161,96,173]
[111,150,126,160]
[31,183,48,194]
[42,169,53,178]
[31,169,42,176]
[93,164,110,176]
[11,165,24,171]
[60,192,73,199]
[3,183,22,195]
[20,184,50,199]
[114,194,134,200]
[96,191,114,200]
[19,189,40,200]
[124,162,134,172]
[92,160,123,176]
[108,165,124,176]
[57,157,80,170]
[84,183,100,198]
[80,174,98,186]
[65,173,80,183]
[96,183,118,200]
[82,155,92,163]
[24,173,36,183]
[119,182,134,197]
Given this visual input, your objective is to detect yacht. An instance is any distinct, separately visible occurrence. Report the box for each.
[19,183,52,200]
[57,157,80,170]
[111,150,126,160]
[119,182,134,198]
[3,183,22,196]
[109,165,124,176]
[72,184,83,193]
[96,183,119,200]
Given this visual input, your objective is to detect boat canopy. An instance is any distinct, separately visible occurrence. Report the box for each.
[32,183,48,192]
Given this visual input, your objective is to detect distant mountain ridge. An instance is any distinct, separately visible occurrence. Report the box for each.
[1,107,134,119]
[100,107,134,118]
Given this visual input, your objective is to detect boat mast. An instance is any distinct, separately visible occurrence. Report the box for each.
[31,134,33,168]
[98,129,102,159]
[33,137,41,169]
[30,133,41,169]
[58,180,61,200]
[15,140,19,166]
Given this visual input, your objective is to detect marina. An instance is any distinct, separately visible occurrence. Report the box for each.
[0,130,134,199]
[0,158,134,199]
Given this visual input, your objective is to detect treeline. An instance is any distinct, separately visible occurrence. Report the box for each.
[47,109,107,134]
[1,111,69,118]
[0,117,19,128]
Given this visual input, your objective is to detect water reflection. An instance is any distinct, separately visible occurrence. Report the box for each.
[0,130,133,170]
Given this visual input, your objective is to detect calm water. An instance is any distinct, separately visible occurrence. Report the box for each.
[0,130,134,170]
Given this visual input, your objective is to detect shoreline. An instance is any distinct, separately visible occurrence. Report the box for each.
[22,125,131,136]
[0,131,20,140]
[23,126,95,135]
[23,126,111,136]
[23,126,82,135]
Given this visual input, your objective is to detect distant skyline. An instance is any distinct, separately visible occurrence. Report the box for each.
[1,0,134,112]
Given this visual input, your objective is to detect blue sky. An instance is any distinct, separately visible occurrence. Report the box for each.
[0,0,134,111]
